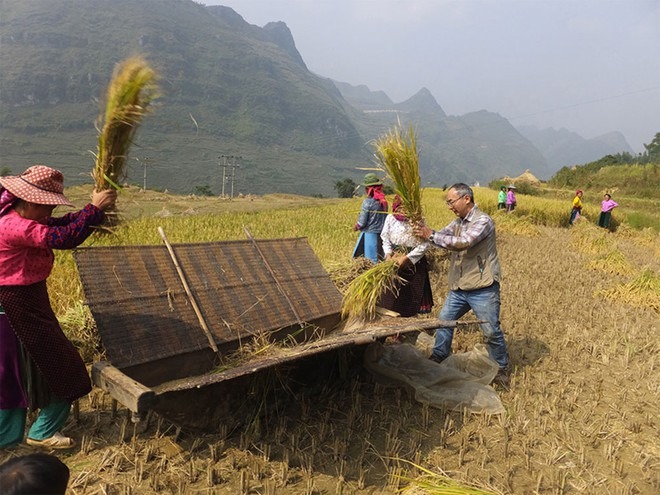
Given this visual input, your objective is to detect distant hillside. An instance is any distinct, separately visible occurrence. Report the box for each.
[336,82,552,183]
[0,0,362,195]
[517,125,634,171]
[549,151,660,199]
[1,0,550,195]
[332,81,393,108]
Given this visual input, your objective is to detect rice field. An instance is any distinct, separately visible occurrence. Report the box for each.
[2,185,659,494]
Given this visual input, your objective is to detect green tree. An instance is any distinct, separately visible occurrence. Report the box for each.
[192,184,214,196]
[644,132,660,162]
[0,167,12,176]
[334,178,357,198]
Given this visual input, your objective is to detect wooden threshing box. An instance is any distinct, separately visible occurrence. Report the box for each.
[74,236,448,430]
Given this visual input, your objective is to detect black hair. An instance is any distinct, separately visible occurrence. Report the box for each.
[0,454,70,495]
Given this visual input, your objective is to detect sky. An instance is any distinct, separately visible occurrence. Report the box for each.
[203,0,660,153]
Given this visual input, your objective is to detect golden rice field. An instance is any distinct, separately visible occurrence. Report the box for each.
[2,185,659,494]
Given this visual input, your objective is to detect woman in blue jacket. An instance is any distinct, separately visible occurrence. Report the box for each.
[352,173,387,263]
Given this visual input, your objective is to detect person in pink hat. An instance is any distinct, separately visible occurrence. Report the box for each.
[0,165,116,449]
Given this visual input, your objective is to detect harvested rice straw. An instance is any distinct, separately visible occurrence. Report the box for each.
[596,268,660,312]
[395,459,499,494]
[373,123,423,226]
[570,223,610,255]
[341,260,403,321]
[492,210,541,237]
[327,257,374,293]
[586,249,635,276]
[93,56,158,191]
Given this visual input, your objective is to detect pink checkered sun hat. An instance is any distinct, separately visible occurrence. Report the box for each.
[0,165,74,206]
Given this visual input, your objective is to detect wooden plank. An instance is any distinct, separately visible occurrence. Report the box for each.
[158,227,220,355]
[153,318,476,394]
[91,361,156,414]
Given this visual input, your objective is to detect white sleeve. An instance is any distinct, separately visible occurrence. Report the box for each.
[380,216,394,255]
[407,241,430,264]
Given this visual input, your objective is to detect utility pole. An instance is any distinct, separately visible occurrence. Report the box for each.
[230,155,241,200]
[136,157,153,191]
[219,155,228,197]
[219,155,241,199]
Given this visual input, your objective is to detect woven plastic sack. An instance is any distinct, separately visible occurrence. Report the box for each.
[363,335,504,415]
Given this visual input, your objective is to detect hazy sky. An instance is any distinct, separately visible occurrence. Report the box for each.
[203,0,660,153]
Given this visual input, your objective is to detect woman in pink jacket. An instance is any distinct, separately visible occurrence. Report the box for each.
[505,185,517,213]
[598,194,618,229]
[0,165,116,449]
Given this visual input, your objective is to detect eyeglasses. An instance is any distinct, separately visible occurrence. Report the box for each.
[446,195,466,207]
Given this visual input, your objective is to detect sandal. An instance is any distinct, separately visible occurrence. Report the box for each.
[26,431,76,449]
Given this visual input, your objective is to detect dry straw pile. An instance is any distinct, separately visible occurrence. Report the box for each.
[586,248,635,276]
[93,56,158,191]
[597,267,660,312]
[570,222,611,255]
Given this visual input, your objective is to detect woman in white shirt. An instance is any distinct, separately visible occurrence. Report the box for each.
[378,196,433,317]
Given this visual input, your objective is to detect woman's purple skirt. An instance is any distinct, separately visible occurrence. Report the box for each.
[0,313,28,409]
[0,282,91,407]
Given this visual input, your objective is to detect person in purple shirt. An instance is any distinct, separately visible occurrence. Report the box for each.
[505,185,517,213]
[598,194,619,229]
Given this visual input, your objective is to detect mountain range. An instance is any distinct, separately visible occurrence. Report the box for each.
[0,0,633,196]
[516,126,635,169]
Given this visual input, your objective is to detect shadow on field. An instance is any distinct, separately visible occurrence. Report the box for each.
[507,335,550,369]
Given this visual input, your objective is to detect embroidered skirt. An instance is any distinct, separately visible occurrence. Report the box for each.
[378,255,433,317]
[0,282,91,408]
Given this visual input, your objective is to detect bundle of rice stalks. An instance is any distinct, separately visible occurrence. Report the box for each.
[93,56,158,191]
[327,257,375,294]
[373,123,423,225]
[341,260,403,321]
[492,211,541,237]
[570,224,610,255]
[596,268,660,312]
[586,249,635,276]
[397,460,499,495]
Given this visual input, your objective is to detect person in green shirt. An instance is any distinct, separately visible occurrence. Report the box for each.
[497,186,506,210]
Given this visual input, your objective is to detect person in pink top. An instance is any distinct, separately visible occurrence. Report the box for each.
[597,194,619,229]
[0,165,116,449]
[505,184,517,213]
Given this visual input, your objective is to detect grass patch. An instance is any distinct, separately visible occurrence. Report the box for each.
[624,210,660,231]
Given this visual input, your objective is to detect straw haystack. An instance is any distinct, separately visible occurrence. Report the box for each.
[503,169,542,187]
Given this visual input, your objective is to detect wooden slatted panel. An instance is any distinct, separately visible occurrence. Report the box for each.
[73,238,342,368]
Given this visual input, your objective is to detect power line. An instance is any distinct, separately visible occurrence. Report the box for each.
[507,85,660,121]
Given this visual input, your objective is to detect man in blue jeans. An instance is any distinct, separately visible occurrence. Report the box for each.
[415,183,510,387]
